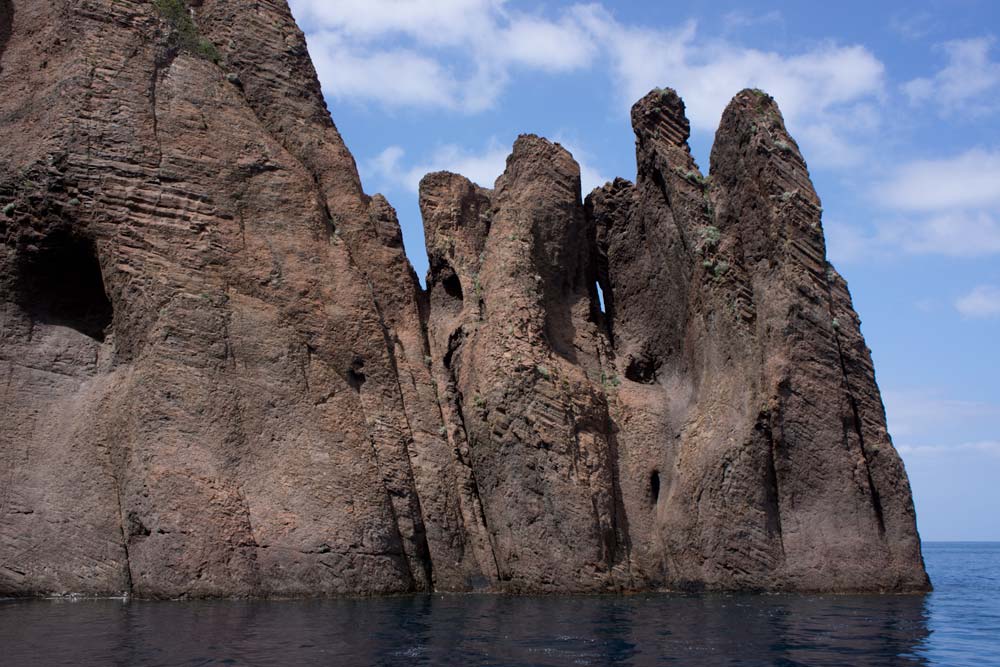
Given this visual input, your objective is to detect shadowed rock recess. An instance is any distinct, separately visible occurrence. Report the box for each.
[0,1,928,597]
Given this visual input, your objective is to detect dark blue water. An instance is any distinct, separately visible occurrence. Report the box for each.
[1,543,997,666]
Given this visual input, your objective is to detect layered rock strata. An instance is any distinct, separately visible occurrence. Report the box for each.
[0,1,928,597]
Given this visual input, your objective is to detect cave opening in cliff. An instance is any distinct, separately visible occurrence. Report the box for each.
[650,470,661,504]
[442,272,463,302]
[626,357,659,384]
[346,356,367,391]
[15,229,113,342]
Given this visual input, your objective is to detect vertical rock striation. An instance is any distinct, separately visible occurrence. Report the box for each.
[421,137,627,591]
[0,1,927,596]
[1,0,444,597]
[582,89,928,591]
[423,90,928,593]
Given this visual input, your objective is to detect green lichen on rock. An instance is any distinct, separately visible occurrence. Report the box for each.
[676,167,709,187]
[154,0,221,63]
[773,139,794,153]
[699,225,721,250]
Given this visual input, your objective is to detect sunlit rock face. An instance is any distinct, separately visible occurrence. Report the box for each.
[0,0,928,597]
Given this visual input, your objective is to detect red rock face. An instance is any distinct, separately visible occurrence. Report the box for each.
[0,2,927,597]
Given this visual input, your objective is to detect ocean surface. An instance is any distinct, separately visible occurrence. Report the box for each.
[1,542,997,666]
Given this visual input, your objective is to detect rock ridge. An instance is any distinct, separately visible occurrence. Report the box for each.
[0,1,928,596]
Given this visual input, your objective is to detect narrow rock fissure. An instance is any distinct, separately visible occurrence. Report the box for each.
[354,393,419,590]
[599,383,632,571]
[450,379,502,583]
[649,164,691,257]
[824,275,887,538]
[436,327,495,578]
[849,394,887,537]
[321,202,337,237]
[112,474,135,596]
[592,223,616,345]
[368,286,435,589]
[761,416,786,556]
[236,487,262,594]
[149,56,165,167]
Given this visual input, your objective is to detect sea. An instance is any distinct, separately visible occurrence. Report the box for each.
[1,542,997,666]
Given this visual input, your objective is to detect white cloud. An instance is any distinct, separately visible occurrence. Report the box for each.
[289,0,501,47]
[293,0,901,262]
[903,37,1000,114]
[826,210,1000,262]
[290,0,887,164]
[498,16,596,71]
[569,6,885,168]
[830,213,1000,262]
[897,441,1000,457]
[364,140,510,192]
[830,148,1000,263]
[881,149,1000,212]
[293,0,1000,269]
[364,138,608,196]
[883,212,1000,257]
[307,34,470,110]
[290,0,595,113]
[795,123,866,168]
[368,146,407,183]
[956,285,1000,318]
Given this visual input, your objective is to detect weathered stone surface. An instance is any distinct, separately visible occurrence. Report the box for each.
[0,1,927,597]
[1,0,439,597]
[421,138,628,592]
[582,89,928,591]
[422,91,928,593]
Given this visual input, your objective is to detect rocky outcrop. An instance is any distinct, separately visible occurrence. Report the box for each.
[581,89,927,591]
[0,1,928,597]
[1,0,444,597]
[421,138,628,592]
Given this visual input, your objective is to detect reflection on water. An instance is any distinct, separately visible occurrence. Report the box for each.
[0,592,931,666]
[4,544,1000,666]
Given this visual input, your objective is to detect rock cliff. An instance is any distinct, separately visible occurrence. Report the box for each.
[0,0,928,597]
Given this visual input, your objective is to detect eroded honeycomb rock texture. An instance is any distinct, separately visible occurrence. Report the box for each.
[0,1,928,597]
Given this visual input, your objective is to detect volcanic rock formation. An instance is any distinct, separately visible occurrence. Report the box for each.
[0,0,928,597]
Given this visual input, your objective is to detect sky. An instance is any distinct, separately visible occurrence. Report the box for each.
[286,0,1000,542]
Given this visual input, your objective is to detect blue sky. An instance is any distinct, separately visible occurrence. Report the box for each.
[287,0,1000,541]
